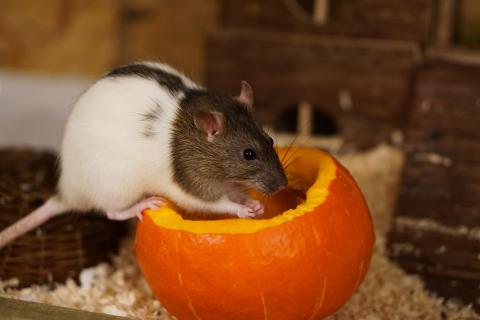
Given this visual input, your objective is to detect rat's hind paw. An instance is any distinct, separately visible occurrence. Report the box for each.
[106,196,165,221]
[236,200,264,219]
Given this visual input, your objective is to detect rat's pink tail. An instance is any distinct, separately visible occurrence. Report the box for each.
[0,196,67,249]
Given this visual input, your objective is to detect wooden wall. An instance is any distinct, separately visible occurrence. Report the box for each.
[0,0,218,81]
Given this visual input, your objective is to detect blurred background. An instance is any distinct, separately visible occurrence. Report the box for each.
[1,0,480,314]
[1,0,480,150]
[0,0,218,149]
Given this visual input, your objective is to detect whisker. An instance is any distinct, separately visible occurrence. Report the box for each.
[279,133,299,166]
[282,153,295,169]
[281,143,300,169]
[278,107,314,166]
[282,154,300,172]
[280,146,294,167]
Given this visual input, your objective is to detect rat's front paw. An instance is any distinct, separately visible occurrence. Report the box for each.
[236,200,264,219]
[245,199,264,214]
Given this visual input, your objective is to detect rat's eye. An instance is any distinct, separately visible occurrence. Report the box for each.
[243,148,257,160]
[269,137,274,146]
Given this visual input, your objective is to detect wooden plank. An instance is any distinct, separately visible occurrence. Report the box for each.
[219,0,434,42]
[407,60,480,139]
[408,110,480,138]
[396,184,480,225]
[389,218,480,275]
[388,218,480,311]
[416,58,480,84]
[297,101,313,137]
[0,297,129,320]
[396,155,480,228]
[435,0,456,48]
[405,128,480,161]
[404,61,480,158]
[394,262,480,311]
[396,201,480,227]
[428,48,480,66]
[401,158,480,184]
[312,0,329,25]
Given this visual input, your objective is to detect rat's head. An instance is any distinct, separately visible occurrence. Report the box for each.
[174,81,288,197]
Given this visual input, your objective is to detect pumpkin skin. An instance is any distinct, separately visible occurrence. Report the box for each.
[135,147,375,320]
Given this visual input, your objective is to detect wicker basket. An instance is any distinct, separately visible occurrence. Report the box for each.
[0,148,128,287]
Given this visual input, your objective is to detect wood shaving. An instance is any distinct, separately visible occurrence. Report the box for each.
[1,144,478,319]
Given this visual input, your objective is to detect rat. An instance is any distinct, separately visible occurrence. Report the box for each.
[0,61,288,248]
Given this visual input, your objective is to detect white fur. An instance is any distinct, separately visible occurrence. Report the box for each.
[59,62,244,215]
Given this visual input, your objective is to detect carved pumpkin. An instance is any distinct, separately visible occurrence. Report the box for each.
[136,147,374,320]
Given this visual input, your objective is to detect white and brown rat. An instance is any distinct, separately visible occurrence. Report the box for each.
[0,62,288,248]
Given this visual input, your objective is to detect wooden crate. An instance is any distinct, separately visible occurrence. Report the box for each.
[206,29,420,148]
[388,59,480,311]
[219,0,435,42]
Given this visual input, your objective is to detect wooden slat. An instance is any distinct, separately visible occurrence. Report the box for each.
[312,0,329,25]
[394,261,480,311]
[401,158,480,184]
[388,220,480,311]
[407,60,480,140]
[0,297,129,320]
[428,48,480,66]
[390,219,480,275]
[435,0,455,47]
[405,127,480,162]
[219,0,434,42]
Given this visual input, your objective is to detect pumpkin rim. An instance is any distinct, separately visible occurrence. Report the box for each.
[144,147,336,234]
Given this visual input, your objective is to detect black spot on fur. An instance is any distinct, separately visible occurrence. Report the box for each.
[106,63,186,92]
[141,101,163,138]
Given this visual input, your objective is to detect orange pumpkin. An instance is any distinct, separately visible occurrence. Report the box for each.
[136,147,374,320]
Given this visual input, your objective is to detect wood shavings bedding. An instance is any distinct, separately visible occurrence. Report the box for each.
[1,145,478,319]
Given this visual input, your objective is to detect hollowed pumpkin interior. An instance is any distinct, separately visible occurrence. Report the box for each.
[146,148,336,234]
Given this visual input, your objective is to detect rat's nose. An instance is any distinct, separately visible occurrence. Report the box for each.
[272,174,288,193]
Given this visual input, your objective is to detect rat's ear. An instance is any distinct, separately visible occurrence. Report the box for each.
[236,80,254,111]
[193,110,224,142]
